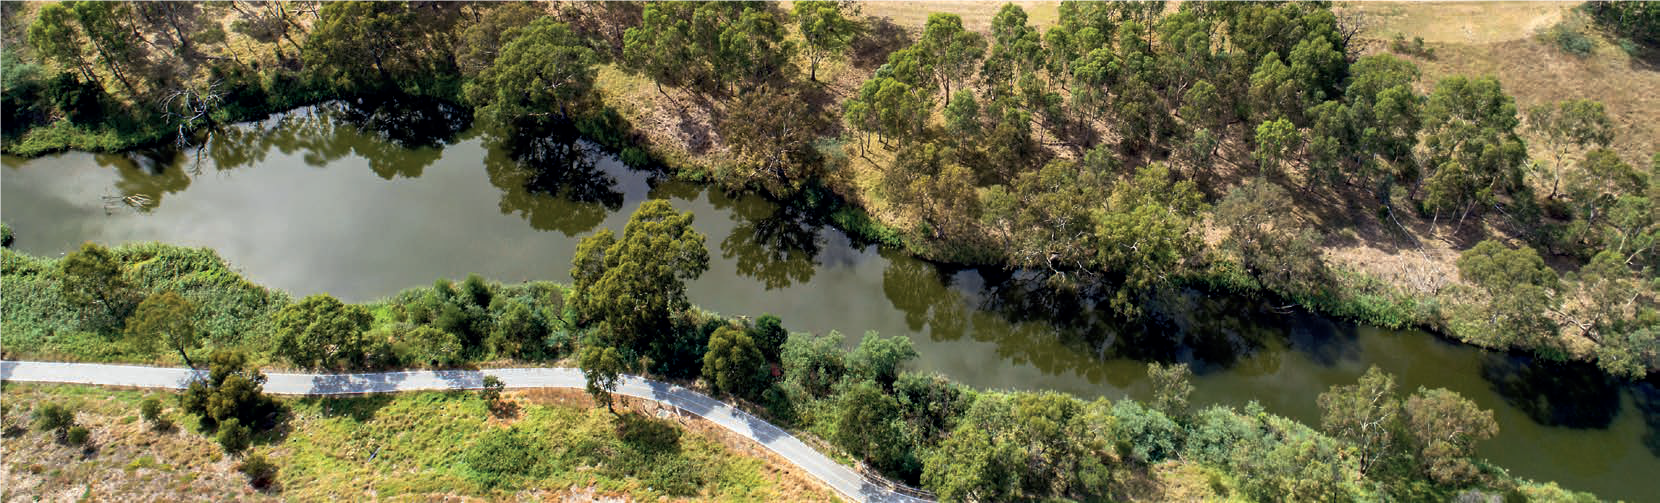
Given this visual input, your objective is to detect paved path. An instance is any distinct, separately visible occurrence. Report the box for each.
[1,361,931,503]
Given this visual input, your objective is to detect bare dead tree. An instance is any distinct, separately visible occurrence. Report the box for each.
[1336,8,1377,61]
[159,80,225,148]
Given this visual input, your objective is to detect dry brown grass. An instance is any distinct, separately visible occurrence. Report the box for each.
[1,385,262,502]
[1344,2,1573,44]
[854,1,1062,33]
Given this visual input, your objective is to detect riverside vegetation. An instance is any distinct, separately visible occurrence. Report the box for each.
[0,211,1603,501]
[1,1,1655,381]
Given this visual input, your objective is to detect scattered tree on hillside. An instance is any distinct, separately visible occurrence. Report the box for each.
[1449,240,1561,349]
[1418,76,1528,226]
[918,13,986,100]
[794,1,859,82]
[1094,163,1208,315]
[1215,179,1329,296]
[1527,100,1614,199]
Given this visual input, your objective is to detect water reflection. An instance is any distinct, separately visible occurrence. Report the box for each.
[95,149,191,211]
[482,129,623,237]
[715,193,824,289]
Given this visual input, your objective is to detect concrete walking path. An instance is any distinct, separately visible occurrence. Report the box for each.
[0,360,931,503]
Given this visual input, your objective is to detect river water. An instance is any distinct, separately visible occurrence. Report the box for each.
[2,104,1654,499]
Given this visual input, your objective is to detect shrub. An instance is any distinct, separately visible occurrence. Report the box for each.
[479,375,505,404]
[32,403,74,432]
[1546,23,1595,57]
[1389,33,1437,59]
[139,397,169,430]
[216,417,253,454]
[237,453,279,489]
[65,425,90,446]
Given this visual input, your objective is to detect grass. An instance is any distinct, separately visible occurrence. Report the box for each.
[0,383,837,502]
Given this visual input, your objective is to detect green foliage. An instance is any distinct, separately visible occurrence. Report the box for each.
[624,2,793,95]
[703,324,768,399]
[179,350,275,431]
[1093,163,1208,315]
[846,331,918,389]
[1316,366,1399,476]
[747,314,787,363]
[216,417,253,453]
[1403,387,1498,485]
[781,331,847,398]
[1215,178,1329,297]
[1148,362,1194,419]
[579,344,625,413]
[403,325,464,367]
[464,427,548,489]
[1419,76,1528,219]
[1110,399,1181,464]
[1448,240,1560,349]
[273,294,374,370]
[65,425,91,446]
[1586,1,1660,45]
[918,13,986,99]
[0,222,13,248]
[1253,117,1302,177]
[1544,22,1596,57]
[794,0,859,81]
[834,381,910,472]
[125,291,199,367]
[304,1,463,97]
[479,375,505,405]
[59,241,132,325]
[464,18,597,129]
[33,403,75,433]
[139,397,167,429]
[571,200,709,355]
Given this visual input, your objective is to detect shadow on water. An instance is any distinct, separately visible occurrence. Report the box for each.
[922,267,1300,380]
[1481,353,1622,429]
[1635,376,1660,458]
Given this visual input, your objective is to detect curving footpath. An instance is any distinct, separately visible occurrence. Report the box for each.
[0,361,931,503]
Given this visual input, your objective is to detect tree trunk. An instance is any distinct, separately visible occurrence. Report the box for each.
[178,346,196,370]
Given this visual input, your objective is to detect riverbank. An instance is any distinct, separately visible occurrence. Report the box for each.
[4,2,1650,381]
[0,241,1626,500]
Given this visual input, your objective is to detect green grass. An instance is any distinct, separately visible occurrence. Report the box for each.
[1,244,289,365]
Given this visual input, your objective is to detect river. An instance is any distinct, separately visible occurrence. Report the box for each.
[2,103,1654,499]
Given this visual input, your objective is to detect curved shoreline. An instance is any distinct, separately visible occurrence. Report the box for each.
[0,360,932,503]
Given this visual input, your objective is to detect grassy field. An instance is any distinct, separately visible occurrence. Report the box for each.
[1,382,837,502]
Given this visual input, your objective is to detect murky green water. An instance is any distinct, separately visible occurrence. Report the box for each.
[2,104,1654,499]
